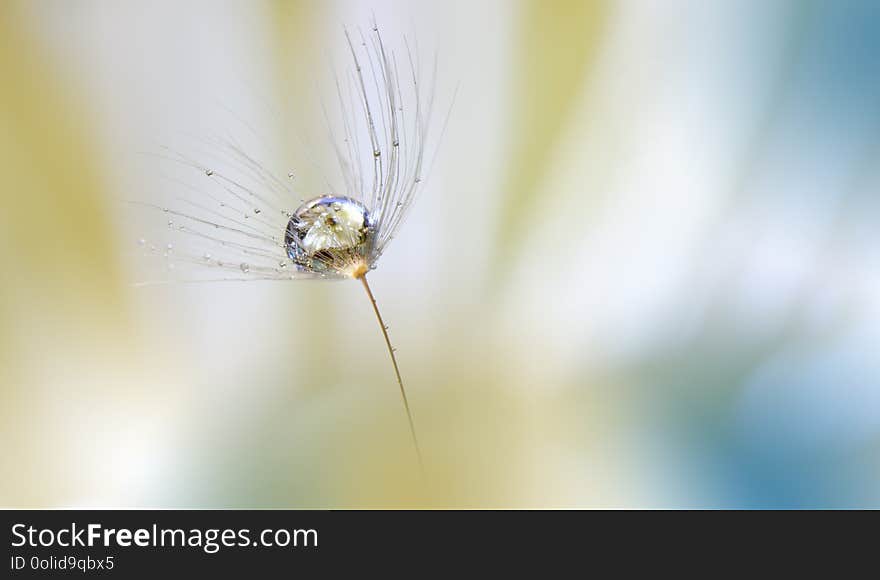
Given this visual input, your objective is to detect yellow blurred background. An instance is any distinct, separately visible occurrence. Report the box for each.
[2,0,879,508]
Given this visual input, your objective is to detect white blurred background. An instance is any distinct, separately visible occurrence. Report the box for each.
[1,0,879,507]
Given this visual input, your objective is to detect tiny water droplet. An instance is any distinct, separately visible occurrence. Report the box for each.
[254,208,261,214]
[240,263,250,273]
[203,252,212,261]
[205,169,214,176]
[166,243,174,252]
[373,150,381,158]
[278,261,287,269]
[167,220,174,228]
[287,172,295,180]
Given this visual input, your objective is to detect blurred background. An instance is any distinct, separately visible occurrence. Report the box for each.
[2,0,879,508]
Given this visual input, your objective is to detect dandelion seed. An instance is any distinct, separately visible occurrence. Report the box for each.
[131,21,450,477]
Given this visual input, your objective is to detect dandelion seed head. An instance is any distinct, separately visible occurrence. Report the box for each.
[130,21,446,286]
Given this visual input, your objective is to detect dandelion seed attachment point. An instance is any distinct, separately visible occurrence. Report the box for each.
[283,195,373,277]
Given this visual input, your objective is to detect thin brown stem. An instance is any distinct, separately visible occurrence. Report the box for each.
[358,273,425,475]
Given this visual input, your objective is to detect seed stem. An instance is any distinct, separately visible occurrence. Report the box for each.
[358,273,425,476]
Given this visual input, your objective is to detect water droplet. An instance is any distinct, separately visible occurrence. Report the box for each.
[166,243,174,252]
[254,208,261,214]
[393,140,399,147]
[287,172,295,180]
[278,261,287,269]
[332,202,342,212]
[373,150,381,158]
[205,169,214,176]
[167,220,174,228]
[137,238,146,246]
[203,252,212,261]
[240,263,250,273]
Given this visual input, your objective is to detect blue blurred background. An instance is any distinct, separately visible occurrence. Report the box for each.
[1,0,879,507]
